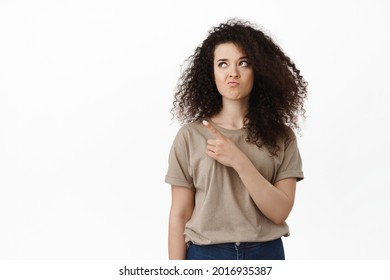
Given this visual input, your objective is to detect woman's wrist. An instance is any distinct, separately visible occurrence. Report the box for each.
[232,151,249,173]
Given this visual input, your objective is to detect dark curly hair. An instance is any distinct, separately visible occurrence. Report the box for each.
[172,19,308,155]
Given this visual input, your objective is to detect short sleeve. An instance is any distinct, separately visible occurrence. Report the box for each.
[274,133,304,183]
[165,129,194,189]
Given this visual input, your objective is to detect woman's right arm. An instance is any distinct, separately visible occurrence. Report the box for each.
[168,185,195,260]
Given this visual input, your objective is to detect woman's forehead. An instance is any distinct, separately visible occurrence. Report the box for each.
[214,42,247,58]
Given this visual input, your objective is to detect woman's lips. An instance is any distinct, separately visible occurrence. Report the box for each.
[228,81,239,86]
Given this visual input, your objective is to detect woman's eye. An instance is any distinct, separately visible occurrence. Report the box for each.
[218,62,228,68]
[239,60,249,67]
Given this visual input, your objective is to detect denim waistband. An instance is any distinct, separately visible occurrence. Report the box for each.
[190,238,280,249]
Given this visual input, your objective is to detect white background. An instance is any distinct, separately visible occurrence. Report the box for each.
[0,0,389,260]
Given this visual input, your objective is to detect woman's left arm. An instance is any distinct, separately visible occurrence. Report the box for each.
[234,158,296,225]
[203,120,296,224]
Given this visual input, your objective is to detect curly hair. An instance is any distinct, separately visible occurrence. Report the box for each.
[172,19,308,155]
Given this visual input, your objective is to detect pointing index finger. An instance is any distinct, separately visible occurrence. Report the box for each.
[202,120,223,139]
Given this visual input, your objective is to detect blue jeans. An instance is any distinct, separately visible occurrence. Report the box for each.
[186,238,285,260]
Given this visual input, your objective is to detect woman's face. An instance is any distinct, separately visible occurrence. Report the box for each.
[213,42,254,103]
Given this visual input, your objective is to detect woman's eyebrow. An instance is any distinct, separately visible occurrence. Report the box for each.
[216,57,248,62]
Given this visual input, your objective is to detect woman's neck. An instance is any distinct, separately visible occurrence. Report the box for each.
[211,99,248,129]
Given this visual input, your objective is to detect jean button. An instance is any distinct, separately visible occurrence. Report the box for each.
[235,242,240,246]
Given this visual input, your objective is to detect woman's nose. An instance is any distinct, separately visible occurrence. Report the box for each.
[229,70,239,78]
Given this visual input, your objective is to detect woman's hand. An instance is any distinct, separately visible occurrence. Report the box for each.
[202,120,245,169]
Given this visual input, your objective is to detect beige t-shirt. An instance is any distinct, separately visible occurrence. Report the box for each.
[165,119,303,245]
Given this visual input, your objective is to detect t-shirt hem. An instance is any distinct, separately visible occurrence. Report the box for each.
[185,234,290,245]
[275,170,304,183]
[165,175,194,189]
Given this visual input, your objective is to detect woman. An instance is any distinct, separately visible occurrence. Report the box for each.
[165,19,307,260]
